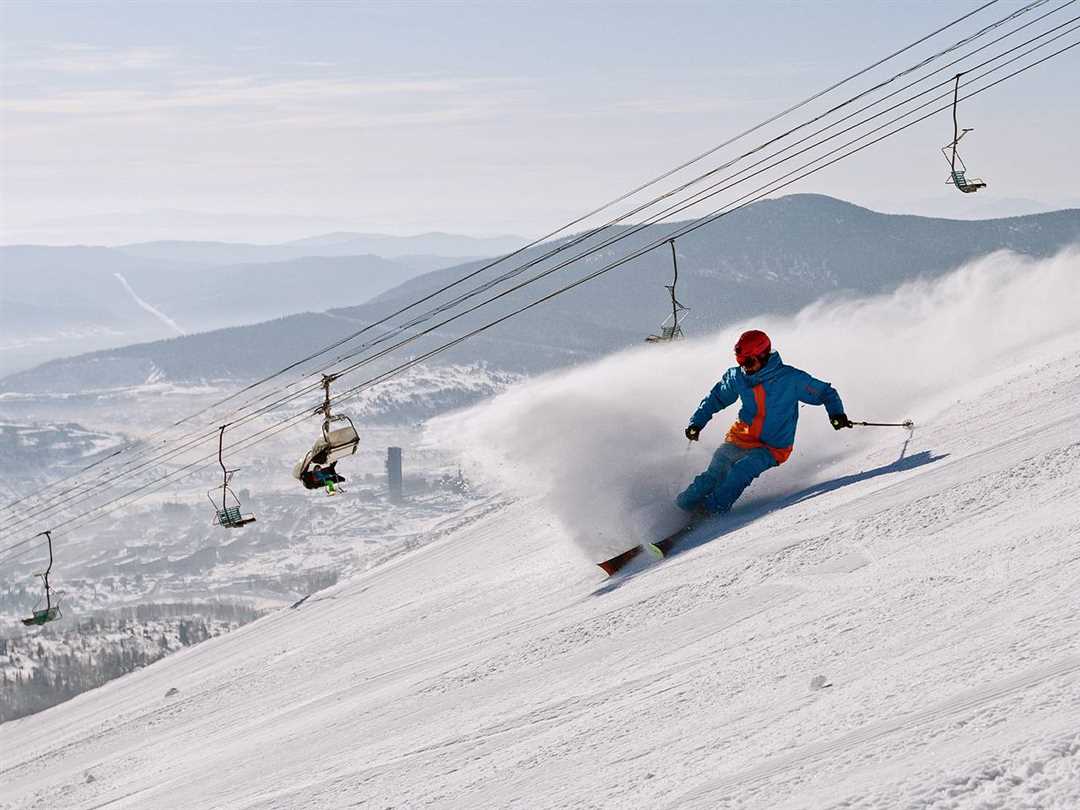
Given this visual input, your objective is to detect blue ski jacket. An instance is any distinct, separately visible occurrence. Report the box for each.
[689,352,844,464]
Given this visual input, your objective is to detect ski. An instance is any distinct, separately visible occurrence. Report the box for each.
[596,519,704,576]
[596,545,643,576]
[647,521,699,560]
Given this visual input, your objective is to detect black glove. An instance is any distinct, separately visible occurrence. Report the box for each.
[830,413,853,430]
[685,424,702,441]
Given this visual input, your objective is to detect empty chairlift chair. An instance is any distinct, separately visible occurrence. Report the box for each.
[646,319,686,343]
[646,240,689,343]
[941,74,987,194]
[946,165,987,194]
[209,425,256,528]
[21,530,63,626]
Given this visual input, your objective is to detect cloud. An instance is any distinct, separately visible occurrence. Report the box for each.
[1,73,523,130]
[611,96,741,115]
[13,42,177,74]
[3,36,529,131]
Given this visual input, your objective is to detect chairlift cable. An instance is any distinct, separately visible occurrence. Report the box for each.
[1,31,1074,563]
[307,19,1080,384]
[4,15,1075,542]
[4,20,1075,552]
[150,0,1008,424]
[232,14,1080,407]
[198,0,1047,394]
[283,4,1079,375]
[1,22,1076,542]
[0,2,1052,528]
[0,1,1029,525]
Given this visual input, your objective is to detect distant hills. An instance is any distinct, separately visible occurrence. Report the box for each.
[113,232,528,265]
[3,195,1078,394]
[330,194,1080,370]
[0,231,526,376]
[0,247,431,377]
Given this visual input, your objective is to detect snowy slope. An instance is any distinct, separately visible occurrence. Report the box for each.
[2,252,1080,809]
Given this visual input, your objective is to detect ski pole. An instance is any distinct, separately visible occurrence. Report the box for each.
[852,420,915,429]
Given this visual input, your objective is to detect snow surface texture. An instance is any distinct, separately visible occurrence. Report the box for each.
[2,250,1080,808]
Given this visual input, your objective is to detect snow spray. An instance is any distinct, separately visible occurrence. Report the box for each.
[427,248,1080,561]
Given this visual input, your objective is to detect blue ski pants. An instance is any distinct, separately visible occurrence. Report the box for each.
[676,442,778,514]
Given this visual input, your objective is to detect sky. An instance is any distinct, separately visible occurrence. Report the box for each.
[2,0,1078,244]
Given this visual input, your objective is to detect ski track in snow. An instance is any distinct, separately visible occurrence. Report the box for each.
[112,272,186,336]
[3,342,1080,807]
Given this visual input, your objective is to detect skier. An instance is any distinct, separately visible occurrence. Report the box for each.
[677,329,852,516]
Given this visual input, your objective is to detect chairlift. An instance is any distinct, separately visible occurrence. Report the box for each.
[292,375,359,495]
[646,240,690,343]
[21,530,63,627]
[941,74,987,194]
[208,425,256,528]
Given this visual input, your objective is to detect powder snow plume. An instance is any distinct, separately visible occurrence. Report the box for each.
[426,248,1080,561]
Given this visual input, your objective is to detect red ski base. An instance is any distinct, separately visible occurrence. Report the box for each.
[596,520,702,576]
[597,546,643,576]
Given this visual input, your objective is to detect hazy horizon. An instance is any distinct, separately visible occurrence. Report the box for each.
[3,1,1079,245]
[4,192,1080,248]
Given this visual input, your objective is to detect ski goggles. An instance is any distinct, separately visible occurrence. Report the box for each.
[739,354,766,373]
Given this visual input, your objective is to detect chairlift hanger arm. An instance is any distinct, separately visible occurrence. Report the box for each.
[38,529,54,579]
[217,425,229,478]
[668,240,681,327]
[949,73,963,172]
[7,22,1075,550]
[217,425,232,510]
[36,530,56,613]
[666,239,689,313]
[4,4,1049,546]
[320,374,339,419]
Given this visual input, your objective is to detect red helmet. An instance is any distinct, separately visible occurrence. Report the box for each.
[734,329,772,365]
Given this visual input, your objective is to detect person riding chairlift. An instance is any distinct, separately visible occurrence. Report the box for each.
[300,462,345,494]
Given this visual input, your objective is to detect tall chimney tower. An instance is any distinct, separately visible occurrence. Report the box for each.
[387,446,403,504]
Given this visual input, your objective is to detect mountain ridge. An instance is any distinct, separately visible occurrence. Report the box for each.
[112,231,528,264]
[4,194,1078,393]
[0,248,438,377]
